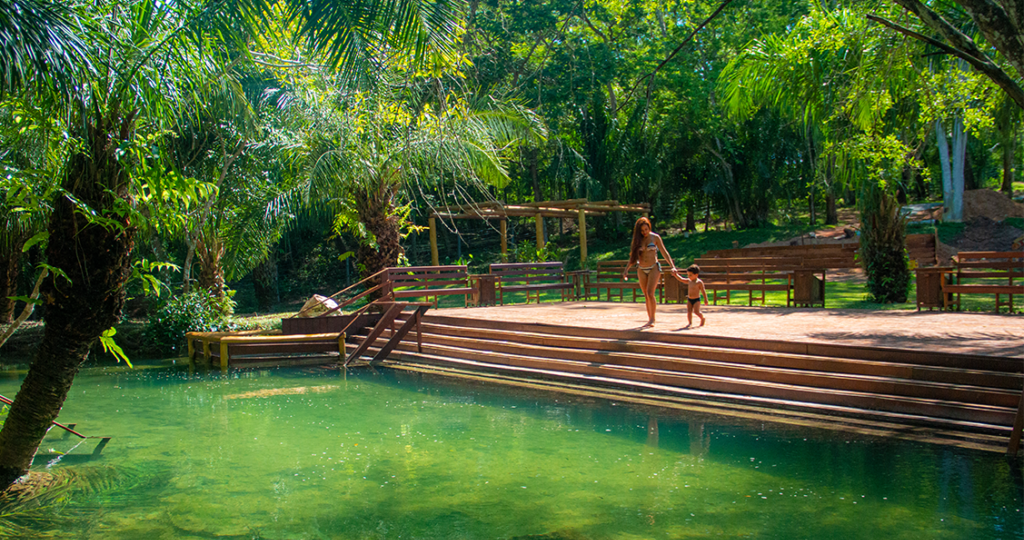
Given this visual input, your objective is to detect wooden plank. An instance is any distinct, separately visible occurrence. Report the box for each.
[420,314,1024,373]
[371,305,430,363]
[406,320,1022,389]
[368,339,1017,426]
[943,285,1024,294]
[345,303,404,365]
[396,330,1019,406]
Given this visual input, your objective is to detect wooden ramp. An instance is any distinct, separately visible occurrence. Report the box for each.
[347,312,1024,452]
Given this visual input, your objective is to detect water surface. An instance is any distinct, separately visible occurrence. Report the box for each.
[2,363,1021,539]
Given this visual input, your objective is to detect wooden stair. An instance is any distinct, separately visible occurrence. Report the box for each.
[345,313,1023,438]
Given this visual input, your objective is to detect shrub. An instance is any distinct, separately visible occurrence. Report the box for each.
[144,292,236,354]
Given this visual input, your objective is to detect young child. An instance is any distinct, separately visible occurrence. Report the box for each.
[672,264,707,328]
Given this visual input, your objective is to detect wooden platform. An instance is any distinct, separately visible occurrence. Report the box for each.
[341,303,1023,453]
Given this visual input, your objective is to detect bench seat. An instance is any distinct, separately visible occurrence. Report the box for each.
[943,252,1023,313]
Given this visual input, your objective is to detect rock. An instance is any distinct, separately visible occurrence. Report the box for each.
[297,294,339,317]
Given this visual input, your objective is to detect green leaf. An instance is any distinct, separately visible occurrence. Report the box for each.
[99,327,133,368]
[21,231,48,252]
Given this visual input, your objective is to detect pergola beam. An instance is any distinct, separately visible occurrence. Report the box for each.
[427,199,652,264]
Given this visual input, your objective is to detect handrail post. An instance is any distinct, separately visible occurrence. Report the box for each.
[1008,388,1024,457]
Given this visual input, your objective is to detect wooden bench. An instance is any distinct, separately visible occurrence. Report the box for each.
[385,265,472,307]
[580,259,667,302]
[689,256,825,307]
[703,242,859,269]
[489,262,574,305]
[943,252,1024,313]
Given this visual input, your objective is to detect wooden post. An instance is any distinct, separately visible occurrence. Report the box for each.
[535,214,544,251]
[578,208,587,263]
[429,216,439,266]
[500,219,508,262]
[202,339,211,367]
[1008,389,1024,457]
[219,341,229,371]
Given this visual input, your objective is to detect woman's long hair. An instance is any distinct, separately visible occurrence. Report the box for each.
[628,217,651,265]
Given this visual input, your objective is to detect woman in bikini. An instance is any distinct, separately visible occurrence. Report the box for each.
[621,217,677,328]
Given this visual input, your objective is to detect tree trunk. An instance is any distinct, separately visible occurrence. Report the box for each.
[195,234,226,305]
[935,119,954,220]
[963,147,977,191]
[951,116,967,221]
[354,179,402,289]
[805,125,817,226]
[252,255,279,313]
[825,190,838,225]
[0,245,19,324]
[0,110,136,490]
[808,188,816,225]
[1002,135,1015,194]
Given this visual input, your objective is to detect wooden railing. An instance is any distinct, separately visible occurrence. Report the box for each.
[292,268,388,318]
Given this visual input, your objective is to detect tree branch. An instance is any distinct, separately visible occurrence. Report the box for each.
[867,12,1024,109]
[620,0,736,111]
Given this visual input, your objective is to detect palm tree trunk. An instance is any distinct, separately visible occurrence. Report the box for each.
[195,235,226,304]
[354,182,402,287]
[0,111,136,489]
[252,255,279,312]
[0,245,19,323]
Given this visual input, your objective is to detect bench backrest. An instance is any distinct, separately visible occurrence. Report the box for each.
[693,257,806,273]
[385,265,469,291]
[489,262,565,284]
[703,243,858,269]
[954,252,1024,278]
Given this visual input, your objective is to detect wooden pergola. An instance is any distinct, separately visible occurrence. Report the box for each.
[427,198,650,265]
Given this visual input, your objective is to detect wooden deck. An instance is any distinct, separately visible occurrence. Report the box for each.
[190,301,1024,453]
[341,302,1024,454]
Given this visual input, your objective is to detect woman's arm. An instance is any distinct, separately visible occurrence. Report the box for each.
[655,234,676,271]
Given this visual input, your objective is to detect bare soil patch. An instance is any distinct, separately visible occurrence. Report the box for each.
[963,188,1024,221]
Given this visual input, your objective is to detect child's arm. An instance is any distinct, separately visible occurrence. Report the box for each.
[698,281,708,304]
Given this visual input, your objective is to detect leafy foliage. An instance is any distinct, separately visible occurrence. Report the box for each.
[144,292,236,353]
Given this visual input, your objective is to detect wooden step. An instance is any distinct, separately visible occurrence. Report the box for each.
[348,338,1015,433]
[418,314,1023,373]
[381,327,1019,407]
[406,319,1022,391]
[348,333,1017,428]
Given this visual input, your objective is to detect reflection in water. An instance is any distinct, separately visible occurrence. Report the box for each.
[689,420,709,458]
[0,364,1018,540]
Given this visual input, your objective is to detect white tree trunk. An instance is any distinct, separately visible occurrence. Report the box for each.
[950,115,967,222]
[935,119,953,218]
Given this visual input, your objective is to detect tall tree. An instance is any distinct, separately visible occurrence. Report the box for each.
[0,0,466,491]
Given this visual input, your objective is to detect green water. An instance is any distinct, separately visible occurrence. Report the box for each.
[1,363,1021,540]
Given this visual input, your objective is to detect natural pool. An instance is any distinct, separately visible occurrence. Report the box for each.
[0,362,1021,540]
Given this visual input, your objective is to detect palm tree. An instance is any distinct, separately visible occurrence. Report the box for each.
[300,77,544,280]
[0,0,466,491]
